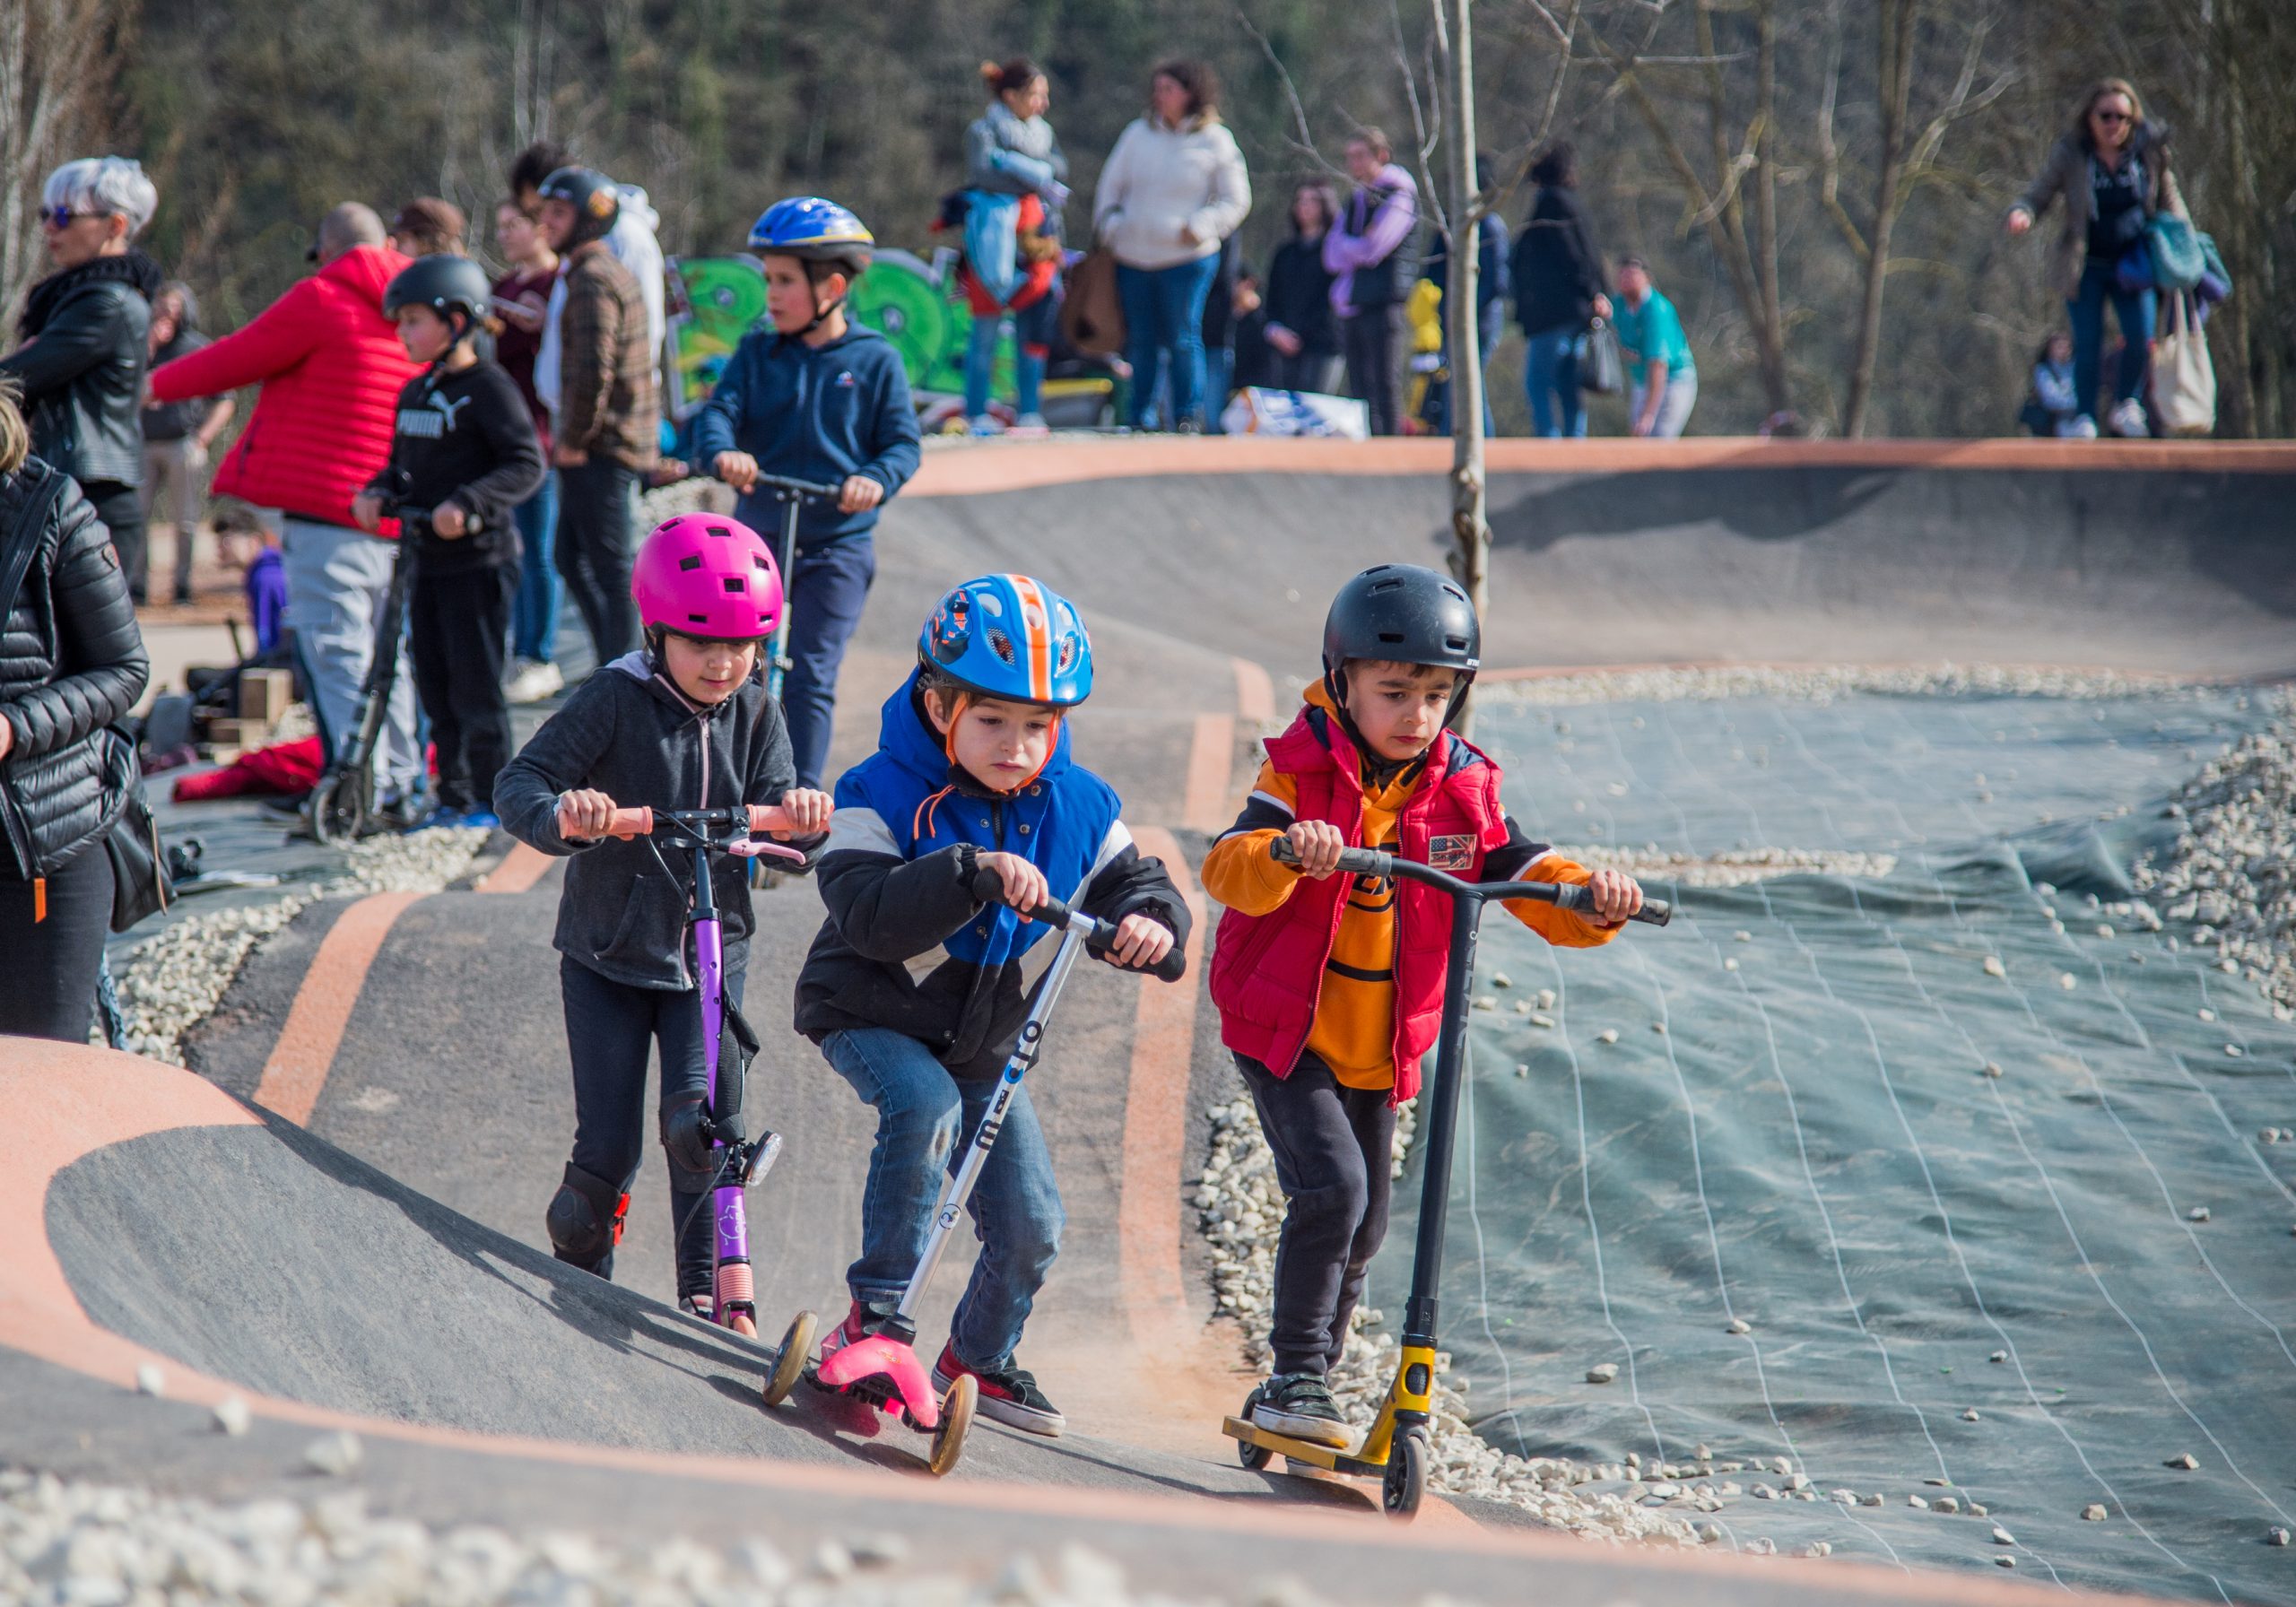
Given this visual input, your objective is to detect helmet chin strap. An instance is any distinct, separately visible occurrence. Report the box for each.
[797,282,847,338]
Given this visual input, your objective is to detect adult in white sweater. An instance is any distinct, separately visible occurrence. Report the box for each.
[1092,60,1251,430]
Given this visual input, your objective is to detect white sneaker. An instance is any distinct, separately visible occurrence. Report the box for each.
[503,659,564,705]
[2057,414,2099,439]
[966,413,1005,437]
[2106,399,2149,438]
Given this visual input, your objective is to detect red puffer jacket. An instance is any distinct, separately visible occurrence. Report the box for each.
[147,245,419,532]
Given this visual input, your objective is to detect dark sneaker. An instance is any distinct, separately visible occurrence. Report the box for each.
[1250,1372,1352,1448]
[932,1341,1065,1437]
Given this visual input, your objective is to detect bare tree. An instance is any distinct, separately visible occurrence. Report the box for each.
[0,0,123,326]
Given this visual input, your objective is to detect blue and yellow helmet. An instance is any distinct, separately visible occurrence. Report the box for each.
[919,575,1093,708]
[746,196,874,272]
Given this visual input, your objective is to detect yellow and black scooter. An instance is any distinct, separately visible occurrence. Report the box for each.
[1224,838,1672,1518]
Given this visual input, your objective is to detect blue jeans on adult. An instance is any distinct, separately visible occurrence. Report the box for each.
[509,469,561,664]
[822,1026,1065,1370]
[1525,326,1587,438]
[782,534,876,791]
[2070,256,2156,421]
[1116,256,1221,429]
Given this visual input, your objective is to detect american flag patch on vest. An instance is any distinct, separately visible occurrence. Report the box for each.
[1428,834,1475,872]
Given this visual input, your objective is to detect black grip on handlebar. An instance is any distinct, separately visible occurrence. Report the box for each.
[1268,838,1391,876]
[1548,880,1673,927]
[967,867,1188,982]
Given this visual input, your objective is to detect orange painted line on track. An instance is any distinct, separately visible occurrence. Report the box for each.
[1181,715,1237,833]
[1231,656,1275,725]
[252,890,426,1125]
[475,841,553,895]
[903,435,2296,499]
[1118,827,1206,1357]
[0,1040,2083,1598]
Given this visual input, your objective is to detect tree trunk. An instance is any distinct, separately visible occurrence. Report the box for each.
[1842,0,1915,439]
[1444,0,1491,736]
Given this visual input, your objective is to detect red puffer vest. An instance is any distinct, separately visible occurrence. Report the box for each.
[1211,708,1509,1105]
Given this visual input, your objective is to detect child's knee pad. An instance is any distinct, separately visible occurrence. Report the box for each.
[545,1161,628,1266]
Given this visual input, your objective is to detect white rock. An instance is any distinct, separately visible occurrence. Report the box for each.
[1996,1555,2018,1568]
[2058,973,2079,991]
[1723,958,1739,971]
[2081,1503,2109,1521]
[2165,1452,2200,1469]
[1993,1526,2016,1545]
[212,1397,252,1437]
[1983,956,2007,977]
[1586,1363,1619,1384]
[1770,1456,1792,1475]
[1981,1062,2004,1078]
[134,1364,165,1397]
[2187,1206,2212,1222]
[1990,1350,2008,1363]
[1962,1408,1980,1421]
[2269,1527,2291,1548]
[301,1431,361,1476]
[1596,1029,1619,1045]
[1933,1496,1961,1514]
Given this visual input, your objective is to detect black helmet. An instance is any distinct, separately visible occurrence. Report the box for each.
[537,166,620,248]
[1322,563,1482,682]
[383,255,493,334]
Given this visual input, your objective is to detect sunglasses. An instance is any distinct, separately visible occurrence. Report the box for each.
[41,205,105,230]
[2092,109,2132,124]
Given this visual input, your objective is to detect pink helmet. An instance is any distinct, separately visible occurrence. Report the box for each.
[631,513,785,639]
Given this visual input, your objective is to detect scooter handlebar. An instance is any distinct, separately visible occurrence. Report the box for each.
[968,867,1189,982]
[603,804,802,838]
[1268,837,1672,927]
[750,472,844,500]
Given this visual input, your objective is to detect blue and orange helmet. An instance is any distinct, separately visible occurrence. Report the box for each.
[747,196,874,275]
[918,575,1093,708]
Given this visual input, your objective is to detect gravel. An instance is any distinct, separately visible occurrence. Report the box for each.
[2131,699,2296,1020]
[0,1466,1335,1607]
[1481,663,2210,708]
[109,827,491,1065]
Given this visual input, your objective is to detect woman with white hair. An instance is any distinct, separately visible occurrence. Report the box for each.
[1,157,163,603]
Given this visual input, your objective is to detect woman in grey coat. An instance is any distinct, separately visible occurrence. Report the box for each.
[2005,78,2185,439]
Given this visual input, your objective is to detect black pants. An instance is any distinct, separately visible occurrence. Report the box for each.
[83,479,149,605]
[1342,305,1405,437]
[554,458,640,665]
[1272,351,1344,395]
[0,845,115,1041]
[560,951,746,1299]
[409,562,516,812]
[1239,1050,1397,1377]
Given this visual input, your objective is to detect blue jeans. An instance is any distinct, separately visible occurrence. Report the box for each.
[1203,345,1232,432]
[782,535,876,791]
[2070,256,2156,420]
[1526,326,1587,438]
[963,300,1053,421]
[1117,256,1221,428]
[822,1027,1065,1369]
[510,470,561,664]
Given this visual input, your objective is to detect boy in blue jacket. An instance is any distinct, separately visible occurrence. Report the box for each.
[794,575,1190,1437]
[696,197,922,790]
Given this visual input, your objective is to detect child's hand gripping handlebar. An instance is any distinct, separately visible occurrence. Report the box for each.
[967,866,1190,982]
[602,804,813,864]
[1269,837,1673,926]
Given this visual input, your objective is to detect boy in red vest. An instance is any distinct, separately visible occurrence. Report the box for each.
[1201,564,1642,1447]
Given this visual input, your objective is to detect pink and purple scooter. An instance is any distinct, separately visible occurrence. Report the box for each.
[602,802,812,1393]
[761,867,1187,1475]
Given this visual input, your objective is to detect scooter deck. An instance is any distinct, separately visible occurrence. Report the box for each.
[1222,1415,1388,1478]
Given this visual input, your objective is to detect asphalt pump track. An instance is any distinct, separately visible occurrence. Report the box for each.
[7,437,2293,1605]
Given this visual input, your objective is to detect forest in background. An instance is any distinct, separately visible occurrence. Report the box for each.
[7,0,2292,437]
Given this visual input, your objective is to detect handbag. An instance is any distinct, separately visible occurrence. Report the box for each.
[2146,213,2205,293]
[2153,291,2217,437]
[0,465,172,930]
[1581,317,1623,395]
[1058,247,1126,359]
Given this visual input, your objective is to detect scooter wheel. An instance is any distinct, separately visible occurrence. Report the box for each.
[761,1310,816,1407]
[1382,1426,1429,1520]
[1237,1435,1274,1472]
[308,774,366,847]
[926,1373,976,1477]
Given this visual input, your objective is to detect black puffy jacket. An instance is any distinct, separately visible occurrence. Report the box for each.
[0,461,150,879]
[0,253,159,489]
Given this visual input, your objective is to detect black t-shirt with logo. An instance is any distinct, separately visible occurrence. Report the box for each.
[2087,152,2149,262]
[370,360,545,575]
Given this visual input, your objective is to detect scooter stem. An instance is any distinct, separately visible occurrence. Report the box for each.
[1403,884,1483,1347]
[896,916,1094,1322]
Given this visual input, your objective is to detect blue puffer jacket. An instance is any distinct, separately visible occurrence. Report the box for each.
[793,669,1189,1075]
[691,323,921,552]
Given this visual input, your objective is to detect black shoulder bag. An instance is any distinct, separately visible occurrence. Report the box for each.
[0,466,172,930]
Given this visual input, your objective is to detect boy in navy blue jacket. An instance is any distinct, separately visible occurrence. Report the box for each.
[695,197,921,790]
[794,575,1190,1437]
